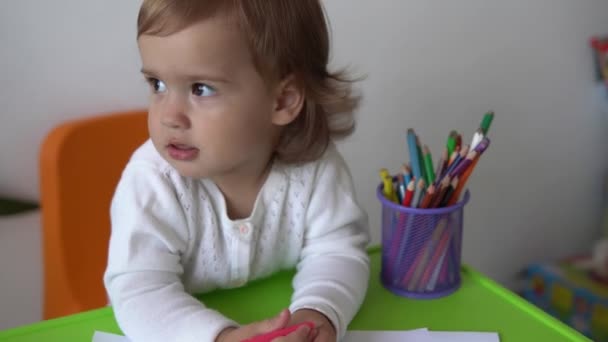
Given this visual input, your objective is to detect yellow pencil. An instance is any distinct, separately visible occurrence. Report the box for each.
[380,168,397,203]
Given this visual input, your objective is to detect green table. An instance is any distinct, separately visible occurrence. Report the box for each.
[0,247,590,341]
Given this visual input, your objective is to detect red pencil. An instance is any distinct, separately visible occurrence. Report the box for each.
[430,177,451,208]
[403,179,415,207]
[419,184,436,209]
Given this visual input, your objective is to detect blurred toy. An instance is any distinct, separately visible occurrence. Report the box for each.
[594,174,608,281]
[522,172,608,340]
[591,36,608,88]
[594,240,608,281]
[523,257,608,341]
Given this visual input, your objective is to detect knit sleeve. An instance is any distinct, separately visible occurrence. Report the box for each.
[289,146,371,340]
[103,162,236,342]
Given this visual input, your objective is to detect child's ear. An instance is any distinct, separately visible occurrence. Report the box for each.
[271,74,305,126]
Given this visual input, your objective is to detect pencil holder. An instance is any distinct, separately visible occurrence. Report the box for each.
[378,184,470,299]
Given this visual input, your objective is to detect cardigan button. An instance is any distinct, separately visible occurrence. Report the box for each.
[239,224,250,236]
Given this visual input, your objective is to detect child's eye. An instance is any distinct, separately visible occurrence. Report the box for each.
[146,78,167,93]
[192,83,216,97]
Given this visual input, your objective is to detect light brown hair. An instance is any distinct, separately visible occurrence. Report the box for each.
[138,0,360,163]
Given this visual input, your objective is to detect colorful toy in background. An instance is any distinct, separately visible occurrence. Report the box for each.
[591,36,608,89]
[594,174,608,283]
[595,239,608,281]
[523,257,608,342]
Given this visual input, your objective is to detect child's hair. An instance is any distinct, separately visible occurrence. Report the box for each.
[137,0,361,163]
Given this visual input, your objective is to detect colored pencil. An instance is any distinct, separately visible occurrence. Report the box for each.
[480,111,494,135]
[444,144,469,177]
[403,179,415,207]
[396,174,405,203]
[435,149,448,185]
[447,150,459,167]
[426,243,449,291]
[449,150,477,178]
[423,145,435,185]
[430,176,451,208]
[407,129,423,182]
[419,185,436,209]
[380,168,396,202]
[446,138,490,206]
[402,164,412,187]
[449,157,477,205]
[439,177,459,207]
[446,131,457,158]
[470,128,484,151]
[412,179,426,208]
[416,135,427,188]
[403,218,448,290]
[417,223,452,291]
[446,137,491,205]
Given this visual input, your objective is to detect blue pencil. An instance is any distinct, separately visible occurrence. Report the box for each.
[407,129,422,182]
[402,164,412,188]
[411,179,425,208]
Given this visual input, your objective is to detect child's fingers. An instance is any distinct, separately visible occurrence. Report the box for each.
[276,325,311,342]
[248,309,291,335]
[310,329,335,342]
[310,327,319,340]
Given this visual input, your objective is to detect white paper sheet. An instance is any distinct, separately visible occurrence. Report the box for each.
[92,331,131,342]
[344,329,431,342]
[94,330,432,342]
[93,328,500,342]
[429,330,500,342]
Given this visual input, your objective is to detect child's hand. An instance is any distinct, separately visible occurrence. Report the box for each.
[215,309,312,342]
[289,309,336,342]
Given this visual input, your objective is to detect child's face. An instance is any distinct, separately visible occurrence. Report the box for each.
[138,15,280,180]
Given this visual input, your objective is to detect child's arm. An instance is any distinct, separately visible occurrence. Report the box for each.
[290,146,371,341]
[103,163,236,342]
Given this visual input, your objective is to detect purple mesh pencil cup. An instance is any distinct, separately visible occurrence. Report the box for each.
[377,183,470,299]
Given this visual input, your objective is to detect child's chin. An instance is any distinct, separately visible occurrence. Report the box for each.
[174,167,211,180]
[165,160,210,179]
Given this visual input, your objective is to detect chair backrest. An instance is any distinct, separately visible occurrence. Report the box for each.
[39,110,148,319]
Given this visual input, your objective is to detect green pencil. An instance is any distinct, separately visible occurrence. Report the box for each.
[446,131,457,158]
[423,145,435,185]
[480,111,494,135]
[415,135,427,187]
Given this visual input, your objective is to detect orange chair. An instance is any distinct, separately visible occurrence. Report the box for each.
[39,110,148,319]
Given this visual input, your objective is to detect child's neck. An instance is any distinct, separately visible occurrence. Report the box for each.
[212,156,275,220]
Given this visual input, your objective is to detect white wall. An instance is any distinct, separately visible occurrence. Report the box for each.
[0,212,41,329]
[1,0,608,328]
[324,0,608,288]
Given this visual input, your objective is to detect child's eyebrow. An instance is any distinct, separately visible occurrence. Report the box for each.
[140,68,158,77]
[140,68,230,84]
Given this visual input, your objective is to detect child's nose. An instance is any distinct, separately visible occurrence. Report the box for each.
[161,96,191,130]
[162,111,190,130]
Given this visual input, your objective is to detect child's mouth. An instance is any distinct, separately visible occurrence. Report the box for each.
[167,143,199,161]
